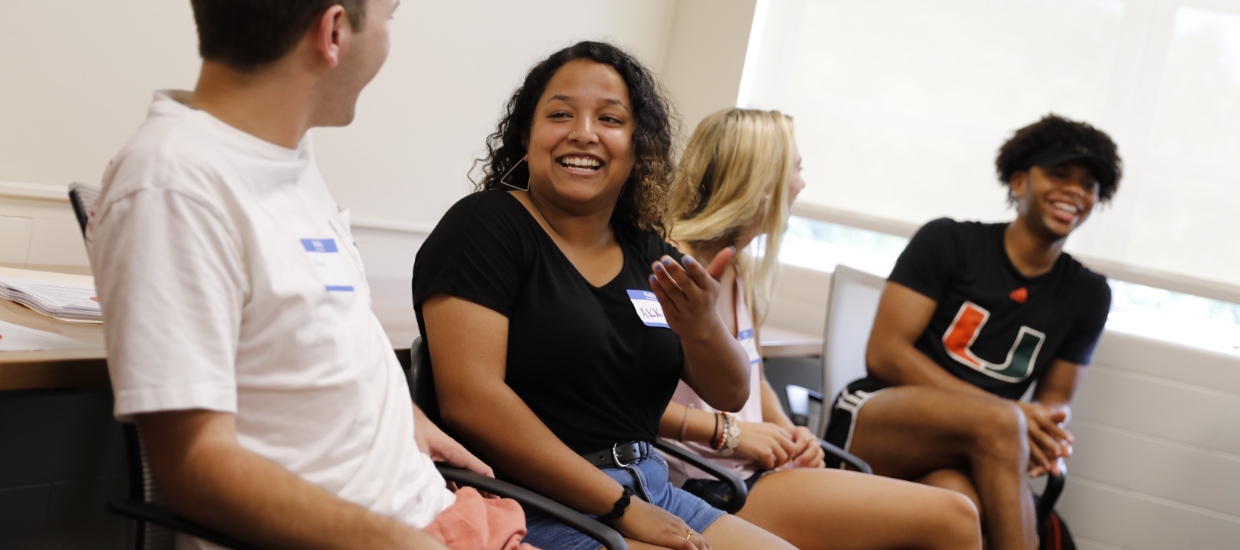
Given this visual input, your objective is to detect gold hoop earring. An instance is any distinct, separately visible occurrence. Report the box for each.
[500,156,529,192]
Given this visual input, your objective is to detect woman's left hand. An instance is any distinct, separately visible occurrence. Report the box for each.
[788,426,826,469]
[649,248,735,341]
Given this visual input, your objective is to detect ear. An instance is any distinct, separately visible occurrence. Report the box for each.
[310,5,350,68]
[1009,171,1028,199]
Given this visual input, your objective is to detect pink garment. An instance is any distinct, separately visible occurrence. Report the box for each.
[424,487,538,550]
[664,275,765,485]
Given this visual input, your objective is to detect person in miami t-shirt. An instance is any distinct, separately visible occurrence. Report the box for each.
[823,114,1121,550]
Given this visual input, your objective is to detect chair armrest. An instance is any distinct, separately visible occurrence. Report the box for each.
[652,439,748,514]
[1035,458,1067,524]
[436,465,628,550]
[818,440,874,475]
[107,500,258,550]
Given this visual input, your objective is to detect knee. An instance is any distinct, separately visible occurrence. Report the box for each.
[943,491,983,549]
[970,400,1026,460]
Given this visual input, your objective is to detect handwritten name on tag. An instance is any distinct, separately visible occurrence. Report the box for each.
[626,289,669,328]
[301,238,355,292]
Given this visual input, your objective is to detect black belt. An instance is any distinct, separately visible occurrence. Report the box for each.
[581,441,652,469]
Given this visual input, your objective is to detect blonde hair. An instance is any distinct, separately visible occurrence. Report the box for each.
[667,108,796,327]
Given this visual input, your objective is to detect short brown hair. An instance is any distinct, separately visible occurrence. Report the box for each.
[190,0,367,73]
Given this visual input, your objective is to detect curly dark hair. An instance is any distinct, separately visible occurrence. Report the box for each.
[472,41,678,235]
[995,113,1122,206]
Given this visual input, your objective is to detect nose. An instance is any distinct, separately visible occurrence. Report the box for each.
[569,118,599,145]
[1064,176,1090,198]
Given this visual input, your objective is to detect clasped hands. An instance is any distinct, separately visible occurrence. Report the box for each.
[733,422,825,470]
[1017,401,1073,478]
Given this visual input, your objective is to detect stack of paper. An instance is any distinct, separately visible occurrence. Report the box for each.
[0,276,102,322]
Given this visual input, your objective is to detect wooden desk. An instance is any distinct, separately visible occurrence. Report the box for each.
[0,276,422,392]
[1,275,821,390]
[760,326,822,358]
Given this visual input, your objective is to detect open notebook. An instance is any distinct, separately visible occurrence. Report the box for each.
[0,267,101,323]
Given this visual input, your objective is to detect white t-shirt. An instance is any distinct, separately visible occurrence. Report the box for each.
[89,90,453,548]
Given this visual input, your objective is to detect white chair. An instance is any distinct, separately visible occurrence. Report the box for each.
[818,263,887,426]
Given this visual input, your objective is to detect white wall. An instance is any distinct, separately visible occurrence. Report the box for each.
[0,1,679,232]
[0,0,763,278]
[660,0,758,132]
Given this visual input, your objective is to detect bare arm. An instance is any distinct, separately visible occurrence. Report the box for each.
[652,250,750,412]
[137,409,444,550]
[865,282,990,397]
[758,371,796,430]
[424,295,708,550]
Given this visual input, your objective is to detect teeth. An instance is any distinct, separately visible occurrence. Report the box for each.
[560,156,600,169]
[1052,202,1078,215]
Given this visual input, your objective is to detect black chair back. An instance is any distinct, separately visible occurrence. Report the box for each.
[407,336,441,426]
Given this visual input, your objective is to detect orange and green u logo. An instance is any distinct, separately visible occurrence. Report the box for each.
[942,301,1045,382]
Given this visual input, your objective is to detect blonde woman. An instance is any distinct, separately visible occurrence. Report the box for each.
[659,108,981,550]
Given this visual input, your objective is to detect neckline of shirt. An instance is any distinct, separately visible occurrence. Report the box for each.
[155,89,311,165]
[498,191,629,292]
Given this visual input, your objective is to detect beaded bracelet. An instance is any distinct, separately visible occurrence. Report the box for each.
[597,487,633,525]
[720,411,740,456]
[711,412,721,448]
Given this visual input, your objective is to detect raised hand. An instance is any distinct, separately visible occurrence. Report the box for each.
[648,247,735,341]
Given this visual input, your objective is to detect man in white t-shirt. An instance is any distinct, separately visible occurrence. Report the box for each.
[88,1,507,548]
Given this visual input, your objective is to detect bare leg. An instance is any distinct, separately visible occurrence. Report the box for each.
[618,515,794,550]
[918,468,982,520]
[737,467,981,550]
[846,386,1037,550]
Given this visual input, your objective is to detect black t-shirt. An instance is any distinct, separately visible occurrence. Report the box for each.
[882,218,1111,399]
[413,190,684,454]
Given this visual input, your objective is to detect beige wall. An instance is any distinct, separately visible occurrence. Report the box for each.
[0,0,758,277]
[660,0,758,133]
[0,1,696,232]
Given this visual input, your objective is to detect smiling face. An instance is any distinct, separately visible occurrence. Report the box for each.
[1012,160,1100,241]
[523,59,635,215]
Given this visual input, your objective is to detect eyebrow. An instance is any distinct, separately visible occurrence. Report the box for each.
[546,95,630,110]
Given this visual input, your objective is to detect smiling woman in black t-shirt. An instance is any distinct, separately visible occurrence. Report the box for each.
[413,42,794,550]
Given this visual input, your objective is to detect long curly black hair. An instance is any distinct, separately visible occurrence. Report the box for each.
[995,113,1123,205]
[471,41,678,236]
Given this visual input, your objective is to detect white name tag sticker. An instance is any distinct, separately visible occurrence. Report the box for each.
[627,289,669,328]
[301,238,355,292]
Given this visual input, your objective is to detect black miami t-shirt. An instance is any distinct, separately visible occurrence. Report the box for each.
[413,190,684,454]
[883,218,1111,399]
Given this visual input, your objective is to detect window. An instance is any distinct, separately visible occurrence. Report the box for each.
[744,0,1240,292]
[784,215,1240,352]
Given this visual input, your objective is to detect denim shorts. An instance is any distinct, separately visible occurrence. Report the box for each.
[521,450,726,550]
